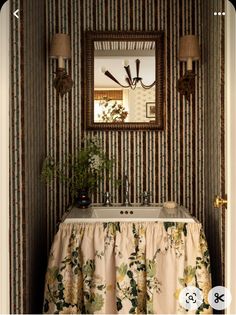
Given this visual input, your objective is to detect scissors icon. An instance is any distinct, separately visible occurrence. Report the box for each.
[214,293,225,303]
[186,292,197,304]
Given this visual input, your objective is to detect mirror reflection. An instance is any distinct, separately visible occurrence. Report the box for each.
[84,31,164,130]
[94,41,156,123]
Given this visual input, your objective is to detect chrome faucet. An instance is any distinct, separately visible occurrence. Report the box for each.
[141,191,151,206]
[103,192,112,206]
[122,175,132,206]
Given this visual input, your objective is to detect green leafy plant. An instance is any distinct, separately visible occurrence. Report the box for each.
[41,137,114,200]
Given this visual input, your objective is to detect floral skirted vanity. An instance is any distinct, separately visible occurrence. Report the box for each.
[43,206,212,314]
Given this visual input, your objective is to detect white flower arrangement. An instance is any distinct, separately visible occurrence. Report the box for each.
[88,154,103,171]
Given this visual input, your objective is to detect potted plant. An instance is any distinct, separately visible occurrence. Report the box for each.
[41,137,114,208]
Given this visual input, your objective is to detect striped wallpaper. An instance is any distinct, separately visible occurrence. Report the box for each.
[10,1,24,312]
[10,0,47,313]
[46,0,205,246]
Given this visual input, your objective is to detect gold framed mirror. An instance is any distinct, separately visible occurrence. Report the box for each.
[84,31,165,130]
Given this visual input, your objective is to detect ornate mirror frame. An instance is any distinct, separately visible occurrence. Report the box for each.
[84,31,165,130]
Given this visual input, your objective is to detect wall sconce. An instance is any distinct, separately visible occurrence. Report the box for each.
[50,33,73,96]
[177,35,200,101]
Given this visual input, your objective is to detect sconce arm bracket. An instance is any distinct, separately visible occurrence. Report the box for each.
[177,71,196,101]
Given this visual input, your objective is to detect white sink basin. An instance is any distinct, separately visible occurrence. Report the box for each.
[64,205,194,223]
[92,206,161,218]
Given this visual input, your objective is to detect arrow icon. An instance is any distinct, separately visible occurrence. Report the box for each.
[13,9,19,19]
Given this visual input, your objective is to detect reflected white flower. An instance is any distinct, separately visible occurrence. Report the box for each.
[89,154,102,171]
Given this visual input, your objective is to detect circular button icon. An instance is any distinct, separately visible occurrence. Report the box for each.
[179,286,203,310]
[208,286,232,310]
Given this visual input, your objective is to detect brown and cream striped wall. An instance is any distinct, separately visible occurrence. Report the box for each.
[10,0,47,313]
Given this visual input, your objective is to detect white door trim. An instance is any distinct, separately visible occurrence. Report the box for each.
[226,1,236,314]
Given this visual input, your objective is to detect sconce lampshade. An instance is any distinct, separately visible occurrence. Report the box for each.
[50,33,73,96]
[179,35,200,61]
[50,33,71,59]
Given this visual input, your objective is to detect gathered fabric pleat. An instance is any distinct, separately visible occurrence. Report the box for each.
[43,222,212,314]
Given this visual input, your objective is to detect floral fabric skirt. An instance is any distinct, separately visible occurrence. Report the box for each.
[43,221,212,314]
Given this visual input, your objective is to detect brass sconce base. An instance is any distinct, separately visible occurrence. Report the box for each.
[53,68,74,96]
[177,71,196,101]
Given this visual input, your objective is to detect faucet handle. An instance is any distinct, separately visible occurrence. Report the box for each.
[103,192,112,206]
[141,191,151,206]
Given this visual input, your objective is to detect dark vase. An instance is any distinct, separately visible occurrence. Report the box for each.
[75,189,91,208]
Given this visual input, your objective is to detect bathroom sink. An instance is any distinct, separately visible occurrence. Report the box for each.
[64,205,194,223]
[92,206,161,218]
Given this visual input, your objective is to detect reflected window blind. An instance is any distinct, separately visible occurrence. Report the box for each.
[94,90,123,100]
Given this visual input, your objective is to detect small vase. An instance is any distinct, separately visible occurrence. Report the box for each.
[75,189,91,208]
